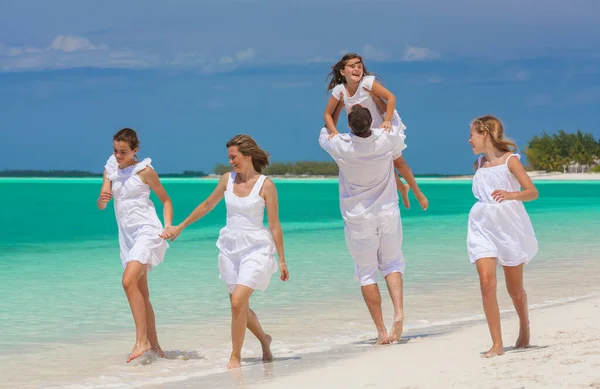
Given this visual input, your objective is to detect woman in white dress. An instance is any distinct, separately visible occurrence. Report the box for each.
[468,115,539,358]
[163,134,289,369]
[97,128,172,363]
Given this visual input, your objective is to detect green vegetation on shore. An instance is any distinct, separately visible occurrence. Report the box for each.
[213,161,340,176]
[524,130,600,173]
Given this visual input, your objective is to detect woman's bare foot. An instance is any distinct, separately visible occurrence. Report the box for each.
[388,315,404,343]
[399,183,410,209]
[228,356,242,369]
[515,326,530,349]
[127,340,151,363]
[261,334,273,362]
[152,345,165,358]
[481,344,504,358]
[415,192,429,211]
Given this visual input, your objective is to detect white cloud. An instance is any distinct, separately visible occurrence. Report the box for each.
[362,44,391,61]
[169,47,257,73]
[49,35,108,52]
[401,46,440,62]
[0,35,158,71]
[235,48,256,61]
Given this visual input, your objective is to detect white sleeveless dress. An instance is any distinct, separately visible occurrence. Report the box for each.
[105,155,168,270]
[467,154,538,266]
[331,75,387,128]
[216,172,278,293]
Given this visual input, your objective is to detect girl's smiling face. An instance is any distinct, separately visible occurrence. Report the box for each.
[468,126,487,154]
[340,58,364,84]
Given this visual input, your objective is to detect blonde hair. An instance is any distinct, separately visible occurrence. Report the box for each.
[226,134,270,173]
[471,115,517,152]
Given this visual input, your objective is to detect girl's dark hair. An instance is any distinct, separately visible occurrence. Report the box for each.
[113,128,140,151]
[113,128,140,160]
[226,134,270,173]
[326,53,379,92]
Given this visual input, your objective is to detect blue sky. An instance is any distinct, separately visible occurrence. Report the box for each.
[1,0,599,174]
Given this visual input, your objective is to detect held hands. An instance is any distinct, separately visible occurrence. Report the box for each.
[279,260,290,282]
[160,225,182,241]
[491,190,515,203]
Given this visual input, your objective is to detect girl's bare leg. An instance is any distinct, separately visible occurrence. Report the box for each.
[139,272,164,357]
[504,264,530,348]
[122,261,151,362]
[394,157,428,211]
[476,257,504,357]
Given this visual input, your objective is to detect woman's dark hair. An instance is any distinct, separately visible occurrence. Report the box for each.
[226,134,270,173]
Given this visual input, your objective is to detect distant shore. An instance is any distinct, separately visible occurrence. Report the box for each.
[441,171,600,181]
[1,172,599,181]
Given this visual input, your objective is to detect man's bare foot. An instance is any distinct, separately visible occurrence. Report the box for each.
[515,326,530,349]
[388,315,404,343]
[152,345,165,358]
[376,329,389,345]
[399,183,410,209]
[127,340,151,363]
[481,345,504,358]
[228,356,242,369]
[416,192,428,211]
[261,334,273,362]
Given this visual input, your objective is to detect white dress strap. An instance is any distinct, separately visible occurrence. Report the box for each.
[250,175,268,197]
[226,172,236,193]
[504,153,521,165]
[477,155,484,168]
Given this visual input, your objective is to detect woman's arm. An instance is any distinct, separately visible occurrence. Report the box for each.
[262,178,289,281]
[492,157,539,202]
[164,173,229,240]
[140,168,173,227]
[97,170,112,210]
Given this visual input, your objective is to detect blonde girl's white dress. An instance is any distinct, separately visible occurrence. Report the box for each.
[105,155,168,270]
[331,75,388,128]
[216,172,278,293]
[467,154,538,266]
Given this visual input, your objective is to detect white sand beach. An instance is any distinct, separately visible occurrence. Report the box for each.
[247,295,600,389]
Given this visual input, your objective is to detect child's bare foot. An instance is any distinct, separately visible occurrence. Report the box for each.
[261,334,273,362]
[415,192,429,211]
[152,345,165,358]
[228,356,242,369]
[388,314,404,343]
[515,326,530,349]
[481,344,504,358]
[399,183,410,209]
[127,340,151,363]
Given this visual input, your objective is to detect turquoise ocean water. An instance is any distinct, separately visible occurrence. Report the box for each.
[1,178,599,388]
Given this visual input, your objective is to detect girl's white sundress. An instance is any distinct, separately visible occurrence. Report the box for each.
[467,153,538,266]
[331,75,387,128]
[216,172,278,293]
[105,155,168,270]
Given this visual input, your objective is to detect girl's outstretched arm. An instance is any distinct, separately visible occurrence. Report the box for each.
[263,178,289,281]
[140,168,173,228]
[492,157,538,202]
[370,81,397,126]
[97,170,112,210]
[324,95,342,134]
[164,173,228,240]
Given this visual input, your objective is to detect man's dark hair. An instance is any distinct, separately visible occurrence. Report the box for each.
[348,105,372,135]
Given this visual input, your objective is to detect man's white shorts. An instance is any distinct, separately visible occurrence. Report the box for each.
[344,212,405,286]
